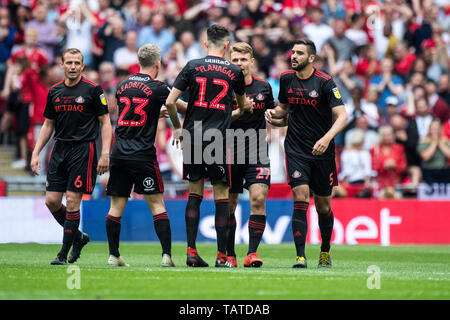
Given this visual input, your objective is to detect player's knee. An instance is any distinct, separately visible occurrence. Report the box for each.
[250,193,266,212]
[45,198,60,212]
[315,201,331,215]
[65,193,82,212]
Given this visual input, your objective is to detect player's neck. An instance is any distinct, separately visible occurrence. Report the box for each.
[296,65,315,80]
[139,67,157,79]
[65,75,82,87]
[207,49,224,58]
[244,74,253,86]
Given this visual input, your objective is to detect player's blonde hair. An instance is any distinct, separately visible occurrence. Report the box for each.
[138,44,161,68]
[230,42,254,58]
[62,48,84,63]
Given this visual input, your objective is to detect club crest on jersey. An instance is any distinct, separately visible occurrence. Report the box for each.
[100,93,107,105]
[292,170,302,179]
[143,177,155,191]
[309,90,318,98]
[332,88,341,99]
[75,96,84,103]
[256,93,264,101]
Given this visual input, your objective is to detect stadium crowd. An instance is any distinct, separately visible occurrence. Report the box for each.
[0,0,449,199]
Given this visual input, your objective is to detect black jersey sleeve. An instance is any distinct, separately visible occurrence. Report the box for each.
[173,62,191,92]
[93,85,109,116]
[157,82,172,105]
[323,78,344,109]
[278,74,288,104]
[43,89,56,119]
[265,82,275,109]
[232,69,245,96]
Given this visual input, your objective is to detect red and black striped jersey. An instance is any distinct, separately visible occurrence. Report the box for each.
[111,73,171,160]
[278,68,344,160]
[173,55,245,143]
[43,76,109,142]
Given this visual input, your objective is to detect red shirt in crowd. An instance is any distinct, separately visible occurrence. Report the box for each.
[371,143,407,188]
[21,68,47,125]
[10,47,48,70]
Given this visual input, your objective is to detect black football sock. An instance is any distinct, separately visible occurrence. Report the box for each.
[185,193,202,249]
[59,210,80,259]
[106,214,122,257]
[248,214,266,254]
[292,201,308,257]
[51,204,82,242]
[226,213,237,257]
[318,209,334,252]
[215,199,230,255]
[153,212,171,256]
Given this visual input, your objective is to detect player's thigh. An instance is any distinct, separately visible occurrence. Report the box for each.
[189,179,205,196]
[65,190,83,212]
[46,143,69,193]
[106,158,134,198]
[212,182,229,200]
[248,183,269,215]
[66,141,97,195]
[310,158,337,197]
[132,160,165,195]
[144,193,166,215]
[108,196,129,217]
[285,152,311,191]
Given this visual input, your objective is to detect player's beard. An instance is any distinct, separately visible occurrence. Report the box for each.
[292,59,309,71]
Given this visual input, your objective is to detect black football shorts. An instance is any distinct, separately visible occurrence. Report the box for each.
[46,140,97,194]
[285,152,338,196]
[230,162,271,194]
[182,145,230,186]
[106,157,164,197]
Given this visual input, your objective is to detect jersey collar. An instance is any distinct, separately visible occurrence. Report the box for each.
[296,67,315,81]
[64,75,83,87]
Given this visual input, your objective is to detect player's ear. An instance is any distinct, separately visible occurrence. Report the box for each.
[309,54,316,64]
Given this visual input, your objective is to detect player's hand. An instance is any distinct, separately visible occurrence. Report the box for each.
[242,98,254,114]
[159,106,169,118]
[97,153,110,175]
[30,154,40,176]
[312,136,331,156]
[264,109,276,123]
[172,128,183,149]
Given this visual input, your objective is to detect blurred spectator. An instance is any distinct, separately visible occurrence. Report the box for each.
[251,34,272,77]
[345,115,379,150]
[0,7,15,88]
[138,13,175,57]
[354,44,381,85]
[369,57,404,114]
[345,13,369,47]
[337,129,373,198]
[113,29,138,70]
[163,1,194,40]
[8,28,48,70]
[321,0,346,23]
[303,7,334,53]
[326,18,356,63]
[10,4,32,45]
[25,3,58,63]
[392,41,416,78]
[425,80,450,124]
[417,119,450,183]
[98,14,125,63]
[179,30,203,62]
[381,96,401,126]
[371,125,407,198]
[98,61,117,95]
[438,74,450,106]
[334,59,364,103]
[345,86,379,130]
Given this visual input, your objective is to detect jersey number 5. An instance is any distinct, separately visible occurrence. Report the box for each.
[118,97,149,127]
[194,77,229,110]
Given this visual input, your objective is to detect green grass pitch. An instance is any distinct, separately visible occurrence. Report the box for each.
[0,242,449,300]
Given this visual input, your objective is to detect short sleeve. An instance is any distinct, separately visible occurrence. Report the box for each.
[173,62,191,92]
[93,85,109,116]
[158,82,172,105]
[232,69,245,96]
[278,75,287,104]
[324,78,344,108]
[43,90,56,119]
[265,82,275,109]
